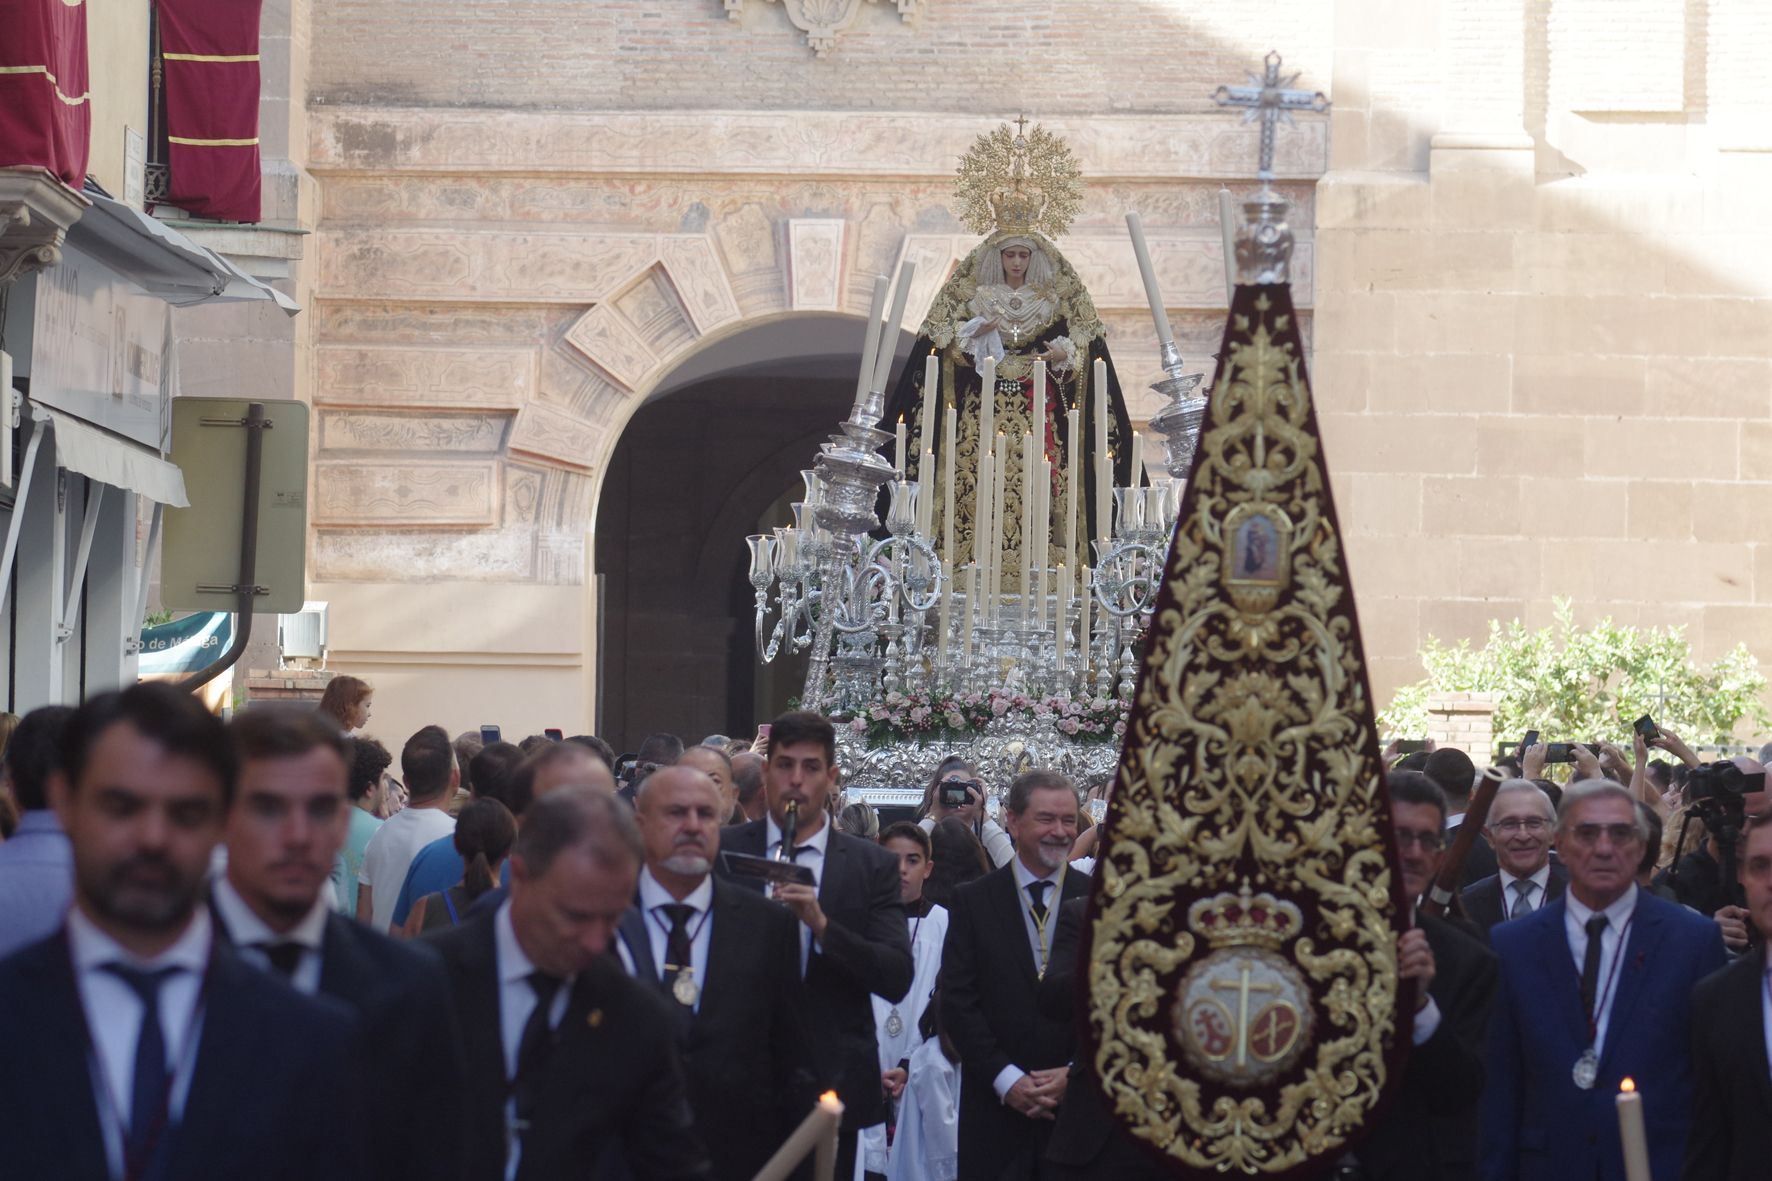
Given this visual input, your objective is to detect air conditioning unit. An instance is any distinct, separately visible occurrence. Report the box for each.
[278,600,329,667]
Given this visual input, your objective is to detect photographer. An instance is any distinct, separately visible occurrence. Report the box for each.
[1657,753,1770,922]
[916,757,1014,869]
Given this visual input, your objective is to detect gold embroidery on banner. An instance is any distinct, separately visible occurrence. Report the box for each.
[0,64,90,105]
[1087,293,1398,1173]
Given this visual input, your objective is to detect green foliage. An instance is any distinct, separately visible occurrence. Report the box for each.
[1379,599,1770,747]
[142,608,175,629]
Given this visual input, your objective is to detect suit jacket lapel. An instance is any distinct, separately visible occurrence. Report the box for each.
[1531,899,1590,1046]
[1597,896,1665,1071]
[618,906,656,985]
[817,830,847,908]
[701,878,741,1020]
[17,934,110,1178]
[174,939,264,1167]
[997,867,1040,984]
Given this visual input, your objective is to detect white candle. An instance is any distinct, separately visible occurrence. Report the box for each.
[1130,430,1144,489]
[1079,560,1092,679]
[936,571,952,676]
[919,351,938,460]
[870,263,917,398]
[962,564,977,664]
[1093,359,1109,543]
[1035,456,1051,631]
[1064,407,1080,569]
[855,276,889,407]
[1034,358,1047,447]
[1125,211,1176,347]
[1616,1080,1651,1181]
[754,1092,845,1181]
[1218,188,1238,304]
[1021,429,1035,626]
[973,357,996,567]
[919,449,935,535]
[895,418,906,477]
[978,355,996,441]
[992,432,1007,619]
[1056,563,1070,674]
[942,404,957,567]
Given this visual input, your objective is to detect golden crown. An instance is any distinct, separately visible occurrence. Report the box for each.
[1186,882,1304,951]
[953,116,1084,239]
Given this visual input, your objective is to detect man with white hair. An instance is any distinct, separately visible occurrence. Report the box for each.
[1462,780,1568,932]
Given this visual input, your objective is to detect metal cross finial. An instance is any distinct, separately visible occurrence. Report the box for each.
[1212,50,1329,184]
[1013,112,1030,139]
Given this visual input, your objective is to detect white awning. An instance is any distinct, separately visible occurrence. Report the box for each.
[33,404,190,506]
[65,192,300,315]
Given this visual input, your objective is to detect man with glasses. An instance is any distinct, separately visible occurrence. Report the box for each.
[1462,780,1568,933]
[1480,779,1727,1181]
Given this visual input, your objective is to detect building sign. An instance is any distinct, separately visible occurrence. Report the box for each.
[139,611,231,676]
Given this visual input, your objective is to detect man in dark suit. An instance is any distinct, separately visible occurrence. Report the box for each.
[1350,770,1498,1181]
[427,785,711,1181]
[0,683,360,1180]
[1462,779,1569,934]
[1041,895,1163,1181]
[718,710,914,1180]
[1481,779,1728,1181]
[618,765,816,1181]
[941,769,1089,1181]
[1426,747,1499,888]
[1683,808,1772,1180]
[210,709,467,1181]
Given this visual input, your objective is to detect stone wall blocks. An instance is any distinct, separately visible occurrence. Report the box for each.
[1690,482,1772,545]
[1586,417,1739,480]
[1320,412,1481,475]
[1315,173,1433,231]
[1422,474,1523,536]
[1518,477,1629,539]
[1473,415,1588,478]
[1459,537,1545,599]
[1626,481,1694,541]
[1511,353,1646,417]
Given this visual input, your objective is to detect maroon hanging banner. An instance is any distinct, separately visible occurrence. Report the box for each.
[0,0,91,186]
[156,0,262,223]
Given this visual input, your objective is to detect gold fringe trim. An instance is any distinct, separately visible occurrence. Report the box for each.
[168,135,259,147]
[162,53,260,63]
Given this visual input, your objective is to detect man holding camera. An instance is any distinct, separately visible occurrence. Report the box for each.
[1683,809,1772,1180]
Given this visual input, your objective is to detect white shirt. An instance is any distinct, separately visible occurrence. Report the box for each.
[993,858,1063,1103]
[1564,884,1639,1057]
[767,813,830,970]
[68,906,212,1180]
[1498,863,1553,917]
[630,868,714,1011]
[494,899,574,1181]
[209,876,330,994]
[358,804,457,932]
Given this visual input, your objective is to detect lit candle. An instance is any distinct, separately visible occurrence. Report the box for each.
[1616,1079,1651,1181]
[854,276,889,407]
[1093,359,1109,543]
[942,403,957,568]
[1064,406,1080,568]
[754,1091,845,1181]
[1125,211,1176,347]
[895,417,906,477]
[1130,429,1144,489]
[919,351,939,459]
[1218,188,1238,304]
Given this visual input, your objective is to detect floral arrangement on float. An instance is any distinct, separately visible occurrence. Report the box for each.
[836,690,1130,748]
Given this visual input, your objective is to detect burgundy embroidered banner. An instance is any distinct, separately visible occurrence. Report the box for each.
[0,0,91,185]
[157,0,262,222]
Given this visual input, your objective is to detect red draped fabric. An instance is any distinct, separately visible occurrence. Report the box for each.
[156,0,262,223]
[0,0,91,185]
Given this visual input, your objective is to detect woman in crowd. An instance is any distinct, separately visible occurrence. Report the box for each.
[402,798,516,936]
[923,817,991,911]
[839,800,881,841]
[317,674,373,734]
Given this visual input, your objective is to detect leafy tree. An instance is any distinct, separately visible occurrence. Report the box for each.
[1379,599,1769,749]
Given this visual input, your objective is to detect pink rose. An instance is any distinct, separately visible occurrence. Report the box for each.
[1113,720,1127,736]
[850,718,867,733]
[946,710,965,728]
[991,698,1010,716]
[1058,717,1080,735]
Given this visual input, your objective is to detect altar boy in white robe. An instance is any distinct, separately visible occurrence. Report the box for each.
[859,822,949,1180]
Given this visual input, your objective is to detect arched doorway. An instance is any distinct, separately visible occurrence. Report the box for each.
[594,314,909,753]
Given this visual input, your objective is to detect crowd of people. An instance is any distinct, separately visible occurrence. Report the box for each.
[0,681,1765,1181]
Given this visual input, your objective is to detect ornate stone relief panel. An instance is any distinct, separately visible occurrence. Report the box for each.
[508,401,602,472]
[318,228,659,302]
[787,218,846,310]
[317,411,508,454]
[657,236,742,333]
[722,0,919,57]
[315,345,536,409]
[562,302,659,391]
[311,461,499,527]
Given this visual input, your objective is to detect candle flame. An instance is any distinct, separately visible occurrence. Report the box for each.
[1620,1077,1637,1094]
[898,414,905,424]
[818,1090,842,1108]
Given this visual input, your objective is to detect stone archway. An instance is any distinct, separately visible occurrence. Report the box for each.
[304,106,1322,744]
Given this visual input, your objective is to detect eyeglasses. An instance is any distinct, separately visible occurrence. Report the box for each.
[1395,830,1444,852]
[1567,822,1643,847]
[1490,817,1551,835]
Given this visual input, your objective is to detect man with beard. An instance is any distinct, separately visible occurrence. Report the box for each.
[210,709,467,1181]
[1463,780,1567,932]
[616,766,815,1181]
[0,683,362,1180]
[940,769,1089,1181]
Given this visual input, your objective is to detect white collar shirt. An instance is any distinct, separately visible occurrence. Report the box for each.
[635,868,714,1011]
[1497,862,1553,916]
[1009,856,1063,976]
[67,906,212,1180]
[494,899,574,1181]
[766,814,829,970]
[1563,884,1639,1057]
[209,876,330,995]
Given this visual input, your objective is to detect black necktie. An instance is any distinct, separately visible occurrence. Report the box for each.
[513,972,564,1124]
[1028,880,1052,924]
[659,904,695,977]
[104,963,180,1160]
[257,941,305,979]
[1579,914,1609,1019]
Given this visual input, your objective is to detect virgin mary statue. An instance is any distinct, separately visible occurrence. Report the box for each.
[881,120,1136,581]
